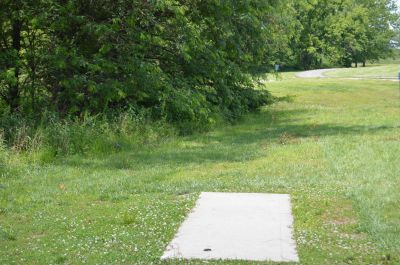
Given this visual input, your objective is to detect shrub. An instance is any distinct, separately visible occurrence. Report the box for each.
[162,89,215,135]
[220,86,274,123]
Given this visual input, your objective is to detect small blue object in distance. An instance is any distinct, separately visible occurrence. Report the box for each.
[398,72,400,80]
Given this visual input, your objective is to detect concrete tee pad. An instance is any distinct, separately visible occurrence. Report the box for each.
[161,192,299,262]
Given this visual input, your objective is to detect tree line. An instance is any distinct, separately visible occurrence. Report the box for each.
[0,0,398,133]
[289,0,399,69]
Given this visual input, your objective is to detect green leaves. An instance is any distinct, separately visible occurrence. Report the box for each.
[290,0,398,69]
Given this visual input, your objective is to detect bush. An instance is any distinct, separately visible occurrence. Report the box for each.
[162,89,215,135]
[220,86,274,122]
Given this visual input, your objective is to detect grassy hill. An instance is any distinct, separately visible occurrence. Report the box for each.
[1,68,399,264]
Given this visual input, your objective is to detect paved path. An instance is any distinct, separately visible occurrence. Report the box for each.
[296,68,337,78]
[296,68,397,81]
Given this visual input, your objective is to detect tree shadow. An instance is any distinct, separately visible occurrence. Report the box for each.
[60,108,398,170]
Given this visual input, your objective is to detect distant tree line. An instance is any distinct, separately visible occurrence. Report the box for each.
[0,0,398,132]
[286,0,399,69]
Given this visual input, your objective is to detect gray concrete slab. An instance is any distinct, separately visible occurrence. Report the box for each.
[161,192,299,262]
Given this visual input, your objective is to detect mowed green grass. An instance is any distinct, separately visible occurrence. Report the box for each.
[1,72,400,264]
[325,64,400,79]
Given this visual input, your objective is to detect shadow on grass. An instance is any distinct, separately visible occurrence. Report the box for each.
[60,108,398,171]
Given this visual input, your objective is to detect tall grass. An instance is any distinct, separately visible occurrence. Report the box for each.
[0,110,176,163]
[0,133,9,177]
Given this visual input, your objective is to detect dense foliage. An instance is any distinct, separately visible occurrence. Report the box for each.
[0,0,398,145]
[289,0,399,69]
[0,0,289,130]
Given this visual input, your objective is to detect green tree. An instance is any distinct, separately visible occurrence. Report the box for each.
[290,0,398,69]
[1,0,284,132]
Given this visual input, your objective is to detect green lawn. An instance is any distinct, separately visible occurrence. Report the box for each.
[325,64,400,79]
[1,71,400,264]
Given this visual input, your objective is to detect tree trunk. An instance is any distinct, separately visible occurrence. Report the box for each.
[362,60,366,67]
[9,19,22,112]
[355,62,358,68]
